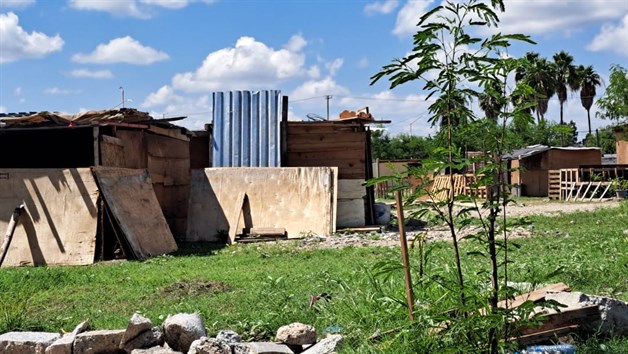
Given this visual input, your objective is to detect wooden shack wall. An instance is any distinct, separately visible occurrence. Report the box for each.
[285,123,370,227]
[104,128,190,238]
[518,149,601,197]
[617,131,628,164]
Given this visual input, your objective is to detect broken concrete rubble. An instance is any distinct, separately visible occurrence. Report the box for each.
[0,315,343,354]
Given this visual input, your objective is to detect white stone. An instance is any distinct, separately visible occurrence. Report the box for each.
[73,329,125,353]
[163,313,207,353]
[245,342,294,354]
[187,337,230,354]
[275,323,316,345]
[215,330,241,344]
[0,332,61,354]
[45,334,74,354]
[302,334,343,354]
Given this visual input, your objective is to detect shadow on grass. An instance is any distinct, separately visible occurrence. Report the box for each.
[172,241,228,257]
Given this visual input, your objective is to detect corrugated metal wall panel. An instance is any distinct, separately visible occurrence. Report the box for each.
[212,90,282,167]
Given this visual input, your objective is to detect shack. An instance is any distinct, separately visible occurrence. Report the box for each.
[503,145,602,197]
[0,109,186,266]
[186,91,387,242]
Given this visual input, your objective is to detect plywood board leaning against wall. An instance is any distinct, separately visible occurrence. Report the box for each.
[0,168,99,267]
[186,167,338,242]
[92,167,178,260]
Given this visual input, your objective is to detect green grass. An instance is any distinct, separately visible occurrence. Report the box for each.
[1,201,626,353]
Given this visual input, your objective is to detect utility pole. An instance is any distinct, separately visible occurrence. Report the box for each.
[119,86,125,108]
[325,95,333,120]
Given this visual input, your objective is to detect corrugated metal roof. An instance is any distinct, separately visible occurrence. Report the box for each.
[212,90,282,167]
[503,144,601,160]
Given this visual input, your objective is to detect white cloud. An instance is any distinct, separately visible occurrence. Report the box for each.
[290,77,350,102]
[142,85,211,130]
[140,0,217,9]
[70,68,114,79]
[14,86,21,95]
[587,14,628,56]
[72,36,169,64]
[307,65,321,79]
[44,87,82,95]
[69,0,217,18]
[393,0,434,36]
[172,36,307,92]
[365,0,399,15]
[0,12,64,63]
[0,105,6,113]
[325,58,344,76]
[496,0,626,36]
[284,34,307,51]
[68,0,148,18]
[0,0,35,8]
[357,57,369,68]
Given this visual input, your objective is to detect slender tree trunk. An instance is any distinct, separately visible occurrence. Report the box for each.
[587,108,592,136]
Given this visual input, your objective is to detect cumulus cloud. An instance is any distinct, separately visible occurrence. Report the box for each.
[142,85,211,130]
[289,77,350,103]
[587,14,628,56]
[284,34,307,51]
[357,57,369,68]
[69,0,217,18]
[392,0,434,36]
[68,0,148,18]
[365,0,399,15]
[0,12,64,63]
[70,68,114,79]
[325,58,344,76]
[172,36,307,92]
[71,36,169,64]
[0,105,6,113]
[0,0,35,9]
[499,1,624,35]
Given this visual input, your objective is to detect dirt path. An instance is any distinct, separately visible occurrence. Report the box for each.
[298,199,624,249]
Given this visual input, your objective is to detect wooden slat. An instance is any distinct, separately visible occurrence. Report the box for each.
[498,283,570,309]
[518,305,600,336]
[516,325,579,346]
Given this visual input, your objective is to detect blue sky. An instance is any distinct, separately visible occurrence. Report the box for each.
[1,0,627,139]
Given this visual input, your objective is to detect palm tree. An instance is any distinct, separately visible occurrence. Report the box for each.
[576,65,602,135]
[479,81,504,121]
[552,51,579,125]
[515,52,556,123]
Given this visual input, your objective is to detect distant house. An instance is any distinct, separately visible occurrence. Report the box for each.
[503,145,602,197]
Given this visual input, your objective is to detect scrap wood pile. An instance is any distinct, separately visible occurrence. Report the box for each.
[498,282,627,346]
[429,174,488,201]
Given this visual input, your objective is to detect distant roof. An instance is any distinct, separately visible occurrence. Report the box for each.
[502,144,601,160]
[0,108,186,130]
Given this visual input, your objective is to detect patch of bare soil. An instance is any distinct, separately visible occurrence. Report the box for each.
[298,200,623,249]
[159,280,231,297]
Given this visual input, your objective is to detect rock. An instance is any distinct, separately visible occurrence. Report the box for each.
[215,330,241,344]
[275,323,316,345]
[163,313,207,353]
[187,337,230,354]
[72,320,90,335]
[73,329,125,353]
[231,343,252,354]
[0,331,61,354]
[45,335,75,354]
[302,334,343,354]
[131,347,183,354]
[545,291,628,336]
[120,313,163,353]
[244,342,294,354]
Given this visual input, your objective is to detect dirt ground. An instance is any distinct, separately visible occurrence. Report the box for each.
[298,199,624,249]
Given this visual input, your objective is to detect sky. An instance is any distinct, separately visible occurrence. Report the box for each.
[1,0,627,140]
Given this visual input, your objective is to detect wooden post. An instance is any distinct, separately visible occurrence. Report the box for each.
[0,204,25,267]
[395,190,415,321]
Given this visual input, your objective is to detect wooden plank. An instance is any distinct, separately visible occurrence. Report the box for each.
[497,283,570,309]
[516,325,579,346]
[0,168,98,267]
[148,125,190,141]
[518,305,600,336]
[100,135,125,167]
[93,126,100,166]
[92,167,178,260]
[249,228,286,236]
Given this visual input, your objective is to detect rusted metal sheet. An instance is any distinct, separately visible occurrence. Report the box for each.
[212,90,282,167]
